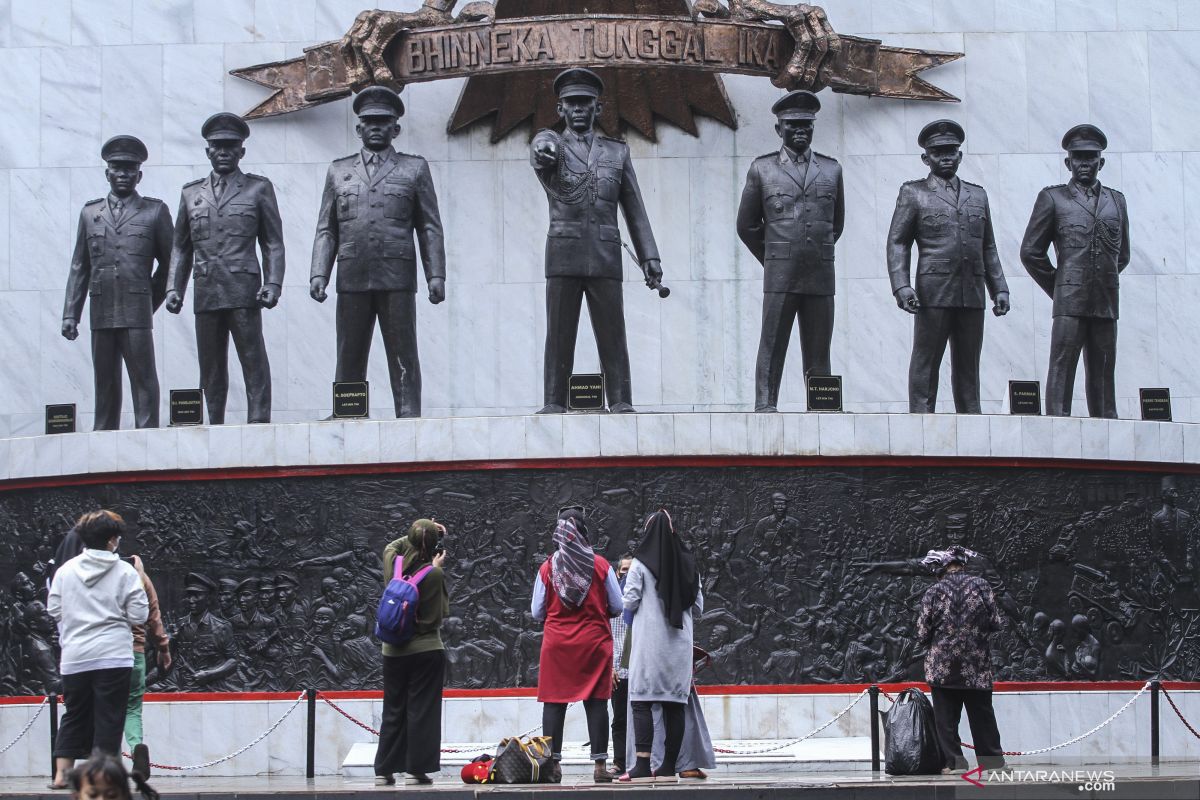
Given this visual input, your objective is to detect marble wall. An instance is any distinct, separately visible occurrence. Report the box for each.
[3,0,1200,433]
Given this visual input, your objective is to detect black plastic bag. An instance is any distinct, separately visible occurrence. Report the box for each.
[881,688,942,775]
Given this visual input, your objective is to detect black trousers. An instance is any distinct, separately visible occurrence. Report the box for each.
[755,292,834,410]
[196,307,271,424]
[542,699,609,761]
[375,650,444,776]
[91,328,159,430]
[336,291,421,418]
[610,678,629,769]
[908,307,985,414]
[1046,315,1118,418]
[53,667,133,759]
[544,277,632,408]
[930,687,1005,770]
[631,701,684,773]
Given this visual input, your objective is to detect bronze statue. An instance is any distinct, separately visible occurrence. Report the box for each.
[310,86,447,418]
[736,90,843,412]
[1020,124,1129,418]
[166,113,285,425]
[531,68,663,414]
[886,120,1009,414]
[62,135,171,430]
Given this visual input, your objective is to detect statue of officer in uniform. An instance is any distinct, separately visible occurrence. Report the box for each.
[736,90,843,412]
[62,135,172,430]
[166,113,285,424]
[530,68,662,414]
[311,86,446,418]
[887,120,1010,413]
[1020,125,1129,418]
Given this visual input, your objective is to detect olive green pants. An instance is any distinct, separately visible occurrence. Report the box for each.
[124,652,146,747]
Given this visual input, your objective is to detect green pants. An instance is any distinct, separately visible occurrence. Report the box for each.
[124,651,146,747]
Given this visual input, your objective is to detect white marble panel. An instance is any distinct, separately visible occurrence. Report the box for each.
[255,0,316,42]
[0,170,8,290]
[870,0,933,33]
[486,415,526,460]
[1133,420,1161,460]
[1020,414,1054,458]
[1104,418,1134,460]
[10,0,70,46]
[887,413,922,454]
[413,416,452,461]
[995,0,1056,31]
[689,157,740,283]
[661,281,724,406]
[672,412,710,455]
[1087,32,1152,152]
[748,412,785,455]
[709,412,748,455]
[953,414,989,456]
[40,47,103,168]
[1155,275,1200,396]
[598,413,637,456]
[206,423,242,467]
[1151,32,1200,152]
[726,74,786,159]
[559,414,600,458]
[782,412,820,454]
[811,693,867,738]
[193,0,254,43]
[315,0,366,39]
[114,427,149,472]
[379,419,416,464]
[7,436,35,478]
[962,34,1028,154]
[1120,153,1184,275]
[1123,0,1179,29]
[921,413,956,455]
[72,0,132,45]
[525,414,563,459]
[58,429,87,475]
[933,0,995,32]
[162,44,228,165]
[841,95,907,156]
[1185,423,1200,463]
[844,279,911,404]
[102,45,164,162]
[451,416,489,461]
[0,291,43,418]
[837,155,878,281]
[1025,32,1089,151]
[31,433,61,476]
[718,277,760,407]
[1056,0,1118,30]
[852,413,889,454]
[344,419,381,464]
[132,0,195,44]
[441,160,502,287]
[636,413,674,456]
[1050,415,1083,459]
[817,412,854,455]
[1159,419,1184,461]
[175,423,209,468]
[1077,418,1108,460]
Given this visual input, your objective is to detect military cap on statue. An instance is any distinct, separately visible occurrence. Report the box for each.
[1061,124,1107,152]
[217,578,238,591]
[275,572,300,587]
[201,111,251,142]
[771,90,821,120]
[236,576,259,592]
[945,512,970,529]
[918,119,965,149]
[353,85,405,117]
[100,134,148,164]
[184,572,218,594]
[554,67,605,98]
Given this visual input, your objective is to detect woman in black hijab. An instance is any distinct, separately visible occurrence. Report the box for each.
[620,510,703,783]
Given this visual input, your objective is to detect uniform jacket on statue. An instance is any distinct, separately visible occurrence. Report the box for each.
[531,130,660,279]
[64,193,172,329]
[168,169,286,312]
[1020,181,1130,320]
[736,148,845,295]
[311,147,446,293]
[887,176,1008,309]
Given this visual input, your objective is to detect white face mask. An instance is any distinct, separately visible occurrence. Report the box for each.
[112,536,121,553]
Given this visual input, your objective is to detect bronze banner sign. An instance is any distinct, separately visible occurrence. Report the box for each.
[234,5,961,139]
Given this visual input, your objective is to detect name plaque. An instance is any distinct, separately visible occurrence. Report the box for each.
[568,374,606,411]
[807,376,843,413]
[45,404,76,435]
[170,390,204,426]
[333,381,370,418]
[1009,381,1042,416]
[1140,388,1172,422]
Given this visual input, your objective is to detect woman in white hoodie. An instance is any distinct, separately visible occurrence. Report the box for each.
[47,510,148,790]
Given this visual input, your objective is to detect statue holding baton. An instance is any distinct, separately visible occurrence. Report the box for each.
[530,68,664,414]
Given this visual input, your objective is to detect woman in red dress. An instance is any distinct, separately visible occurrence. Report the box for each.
[532,505,624,783]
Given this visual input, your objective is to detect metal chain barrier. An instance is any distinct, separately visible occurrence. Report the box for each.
[121,691,306,771]
[1161,687,1200,741]
[0,697,48,755]
[319,694,379,736]
[712,688,871,756]
[881,682,1151,757]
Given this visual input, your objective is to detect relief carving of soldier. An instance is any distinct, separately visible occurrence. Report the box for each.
[887,120,1009,414]
[530,68,663,414]
[166,113,285,425]
[1020,125,1129,418]
[310,86,447,418]
[62,135,172,430]
[736,90,843,412]
[173,573,237,691]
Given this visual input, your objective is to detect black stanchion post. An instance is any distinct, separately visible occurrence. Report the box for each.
[306,689,317,779]
[869,685,881,772]
[48,694,59,779]
[1150,680,1160,767]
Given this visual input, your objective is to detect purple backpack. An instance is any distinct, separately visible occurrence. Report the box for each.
[374,556,434,646]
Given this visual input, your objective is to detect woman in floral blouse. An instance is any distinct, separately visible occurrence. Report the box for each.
[916,545,1007,775]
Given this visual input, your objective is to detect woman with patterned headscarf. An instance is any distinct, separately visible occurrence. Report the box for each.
[531,506,624,783]
[916,544,1007,776]
[620,509,703,783]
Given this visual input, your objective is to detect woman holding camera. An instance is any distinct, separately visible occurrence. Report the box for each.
[374,520,448,786]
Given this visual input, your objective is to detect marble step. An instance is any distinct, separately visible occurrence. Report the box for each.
[342,737,876,776]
